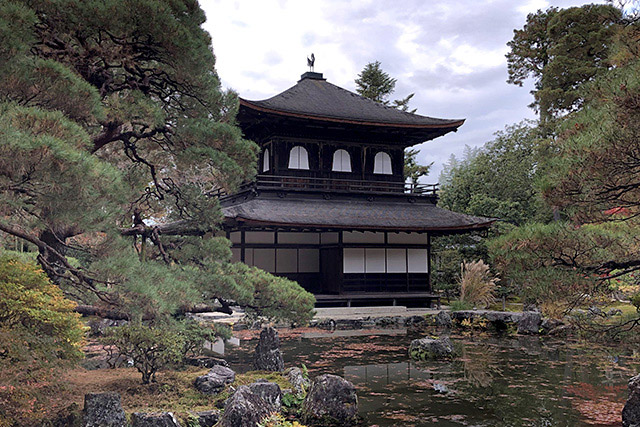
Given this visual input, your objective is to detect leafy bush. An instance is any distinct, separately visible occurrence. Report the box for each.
[0,256,84,426]
[102,319,231,383]
[459,260,497,309]
[102,323,183,384]
[177,319,230,358]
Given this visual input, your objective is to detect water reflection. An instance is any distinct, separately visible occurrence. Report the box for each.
[224,331,639,426]
[460,344,499,388]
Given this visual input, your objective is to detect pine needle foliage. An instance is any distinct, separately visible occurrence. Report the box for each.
[0,0,315,322]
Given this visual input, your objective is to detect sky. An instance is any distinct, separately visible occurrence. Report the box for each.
[201,0,604,181]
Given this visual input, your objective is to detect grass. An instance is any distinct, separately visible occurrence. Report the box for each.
[51,365,294,421]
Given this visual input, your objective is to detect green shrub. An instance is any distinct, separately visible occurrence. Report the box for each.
[102,323,183,384]
[177,320,229,358]
[0,256,84,426]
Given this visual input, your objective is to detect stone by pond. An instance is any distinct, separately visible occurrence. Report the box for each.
[83,392,126,427]
[302,374,358,426]
[253,326,284,372]
[193,365,236,395]
[219,379,282,427]
[409,336,454,360]
[224,327,640,426]
[624,374,640,427]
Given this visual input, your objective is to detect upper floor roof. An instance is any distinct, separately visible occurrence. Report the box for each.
[238,72,464,145]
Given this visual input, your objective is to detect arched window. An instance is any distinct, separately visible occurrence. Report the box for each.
[262,148,270,172]
[288,146,309,170]
[373,151,392,174]
[332,149,352,172]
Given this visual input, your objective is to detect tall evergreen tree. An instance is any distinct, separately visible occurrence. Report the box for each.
[0,0,314,322]
[355,61,397,104]
[507,4,621,125]
[355,61,425,182]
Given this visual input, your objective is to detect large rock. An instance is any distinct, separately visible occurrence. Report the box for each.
[185,356,229,368]
[409,336,453,360]
[248,379,282,408]
[83,392,126,427]
[253,327,284,372]
[435,310,452,328]
[623,374,640,427]
[130,412,181,427]
[193,410,220,427]
[518,312,542,335]
[194,365,236,395]
[219,381,282,427]
[302,374,358,426]
[285,367,310,395]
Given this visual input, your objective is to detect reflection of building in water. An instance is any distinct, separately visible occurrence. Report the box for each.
[343,362,437,415]
[344,362,433,387]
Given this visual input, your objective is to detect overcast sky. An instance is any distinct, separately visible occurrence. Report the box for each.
[201,0,603,181]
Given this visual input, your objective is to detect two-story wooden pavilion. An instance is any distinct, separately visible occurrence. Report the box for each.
[220,71,493,307]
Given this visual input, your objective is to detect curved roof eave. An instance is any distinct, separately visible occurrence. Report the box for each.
[228,216,494,233]
[239,98,465,130]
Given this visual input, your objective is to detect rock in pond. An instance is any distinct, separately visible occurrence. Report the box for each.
[253,326,284,372]
[131,412,181,427]
[435,310,453,328]
[192,410,220,427]
[194,365,236,395]
[83,392,127,427]
[302,374,358,426]
[518,312,542,335]
[219,380,282,427]
[285,367,310,395]
[623,374,640,427]
[409,336,453,360]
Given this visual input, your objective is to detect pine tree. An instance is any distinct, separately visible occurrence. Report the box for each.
[0,1,314,322]
[507,5,621,125]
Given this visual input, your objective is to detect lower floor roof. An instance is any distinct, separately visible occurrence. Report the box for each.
[222,194,494,233]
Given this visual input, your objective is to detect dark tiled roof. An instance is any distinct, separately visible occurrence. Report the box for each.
[222,196,494,232]
[240,73,464,129]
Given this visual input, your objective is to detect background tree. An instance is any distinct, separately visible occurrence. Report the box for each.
[0,1,314,323]
[493,5,640,320]
[507,5,621,125]
[355,61,397,104]
[404,148,432,186]
[355,61,426,185]
[439,121,548,226]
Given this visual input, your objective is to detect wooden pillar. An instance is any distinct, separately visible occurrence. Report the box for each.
[240,230,245,263]
[338,231,344,294]
[427,233,432,292]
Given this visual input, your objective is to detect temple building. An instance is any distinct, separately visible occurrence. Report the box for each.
[220,70,493,307]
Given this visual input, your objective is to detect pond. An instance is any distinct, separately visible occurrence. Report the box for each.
[224,328,639,426]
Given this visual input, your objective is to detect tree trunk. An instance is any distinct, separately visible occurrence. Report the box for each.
[38,228,70,283]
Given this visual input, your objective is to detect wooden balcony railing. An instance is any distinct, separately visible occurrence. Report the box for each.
[213,175,438,199]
